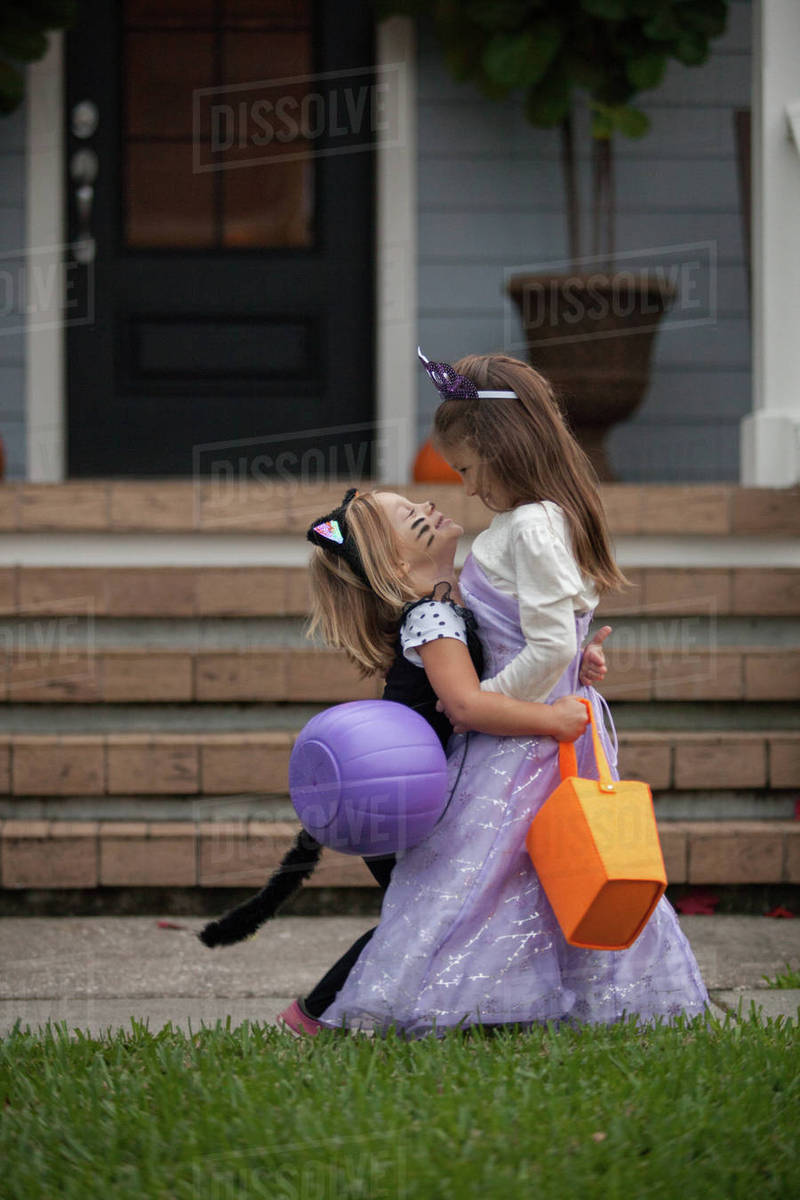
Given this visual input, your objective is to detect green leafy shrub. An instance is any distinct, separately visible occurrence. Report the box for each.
[378,0,730,261]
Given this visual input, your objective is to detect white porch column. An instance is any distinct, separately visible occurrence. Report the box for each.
[376,17,416,483]
[741,0,800,485]
[25,32,66,482]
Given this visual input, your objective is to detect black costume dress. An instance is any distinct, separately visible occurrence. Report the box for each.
[302,590,483,1018]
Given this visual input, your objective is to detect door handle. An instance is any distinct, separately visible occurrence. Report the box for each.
[70,148,98,265]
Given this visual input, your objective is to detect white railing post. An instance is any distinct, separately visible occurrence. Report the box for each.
[375,17,417,484]
[741,0,800,485]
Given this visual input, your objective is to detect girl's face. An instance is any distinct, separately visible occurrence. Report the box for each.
[440,442,515,511]
[373,492,463,574]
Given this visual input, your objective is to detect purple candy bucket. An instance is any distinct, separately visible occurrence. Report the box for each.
[288,700,449,856]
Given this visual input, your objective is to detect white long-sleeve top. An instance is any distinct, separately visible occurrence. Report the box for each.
[473,500,599,703]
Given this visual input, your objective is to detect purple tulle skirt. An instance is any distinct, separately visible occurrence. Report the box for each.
[319,555,709,1037]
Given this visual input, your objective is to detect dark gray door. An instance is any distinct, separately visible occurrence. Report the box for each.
[66,0,375,477]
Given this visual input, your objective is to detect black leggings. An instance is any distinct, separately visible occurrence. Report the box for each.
[302,853,396,1019]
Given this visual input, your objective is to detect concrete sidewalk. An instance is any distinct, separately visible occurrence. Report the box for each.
[0,914,798,1036]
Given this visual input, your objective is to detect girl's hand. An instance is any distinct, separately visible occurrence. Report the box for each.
[549,696,590,742]
[579,625,612,687]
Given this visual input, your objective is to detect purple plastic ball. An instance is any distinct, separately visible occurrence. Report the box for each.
[288,700,449,856]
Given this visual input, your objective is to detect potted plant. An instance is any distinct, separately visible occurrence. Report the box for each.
[377,0,729,478]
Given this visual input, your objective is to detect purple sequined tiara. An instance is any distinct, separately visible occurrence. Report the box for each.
[417,347,517,401]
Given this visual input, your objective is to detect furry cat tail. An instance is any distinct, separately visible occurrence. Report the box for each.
[198,829,323,948]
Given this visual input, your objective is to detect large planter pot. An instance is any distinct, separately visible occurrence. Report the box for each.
[507,272,675,481]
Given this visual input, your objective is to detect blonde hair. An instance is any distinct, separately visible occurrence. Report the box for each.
[307,492,418,676]
[432,353,628,594]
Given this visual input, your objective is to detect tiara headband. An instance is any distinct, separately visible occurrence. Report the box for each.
[417,347,517,401]
[306,487,370,585]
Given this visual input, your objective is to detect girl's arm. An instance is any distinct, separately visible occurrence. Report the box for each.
[418,636,588,741]
[479,513,599,702]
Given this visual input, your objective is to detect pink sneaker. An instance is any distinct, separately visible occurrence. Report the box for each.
[277,999,323,1037]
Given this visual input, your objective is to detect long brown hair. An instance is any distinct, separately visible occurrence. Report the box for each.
[432,353,628,594]
[307,491,418,676]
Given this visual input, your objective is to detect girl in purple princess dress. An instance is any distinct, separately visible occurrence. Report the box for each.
[199,481,606,1030]
[316,350,709,1037]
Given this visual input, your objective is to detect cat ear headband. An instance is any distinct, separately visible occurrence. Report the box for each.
[417,347,517,401]
[307,487,370,585]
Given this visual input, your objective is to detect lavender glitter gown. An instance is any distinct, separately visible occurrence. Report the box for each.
[319,555,709,1037]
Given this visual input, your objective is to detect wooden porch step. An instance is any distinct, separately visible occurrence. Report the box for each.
[3,564,799,617]
[3,645,799,702]
[1,482,799,536]
[601,645,800,702]
[2,647,379,703]
[1,818,798,889]
[1,730,798,797]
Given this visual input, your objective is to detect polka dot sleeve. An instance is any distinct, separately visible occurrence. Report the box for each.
[400,599,469,668]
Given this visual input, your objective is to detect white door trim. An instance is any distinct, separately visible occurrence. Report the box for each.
[375,17,417,483]
[25,32,66,483]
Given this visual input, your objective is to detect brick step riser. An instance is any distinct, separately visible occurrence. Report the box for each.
[608,701,800,732]
[1,732,798,795]
[1,482,798,538]
[2,819,798,890]
[2,616,311,649]
[1,701,799,736]
[4,567,800,618]
[3,647,799,701]
[4,613,799,648]
[2,790,797,824]
[0,796,296,822]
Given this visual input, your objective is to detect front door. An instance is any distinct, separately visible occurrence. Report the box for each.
[65,0,375,478]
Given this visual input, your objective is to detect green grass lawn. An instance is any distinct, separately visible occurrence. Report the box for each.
[1,1014,798,1199]
[762,961,800,989]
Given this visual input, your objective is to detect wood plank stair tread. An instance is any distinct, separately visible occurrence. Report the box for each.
[3,645,799,701]
[1,482,798,535]
[4,564,800,616]
[1,818,798,889]
[0,730,798,795]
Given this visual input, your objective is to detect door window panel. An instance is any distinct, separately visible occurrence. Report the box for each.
[222,156,312,247]
[126,143,216,247]
[123,0,314,248]
[125,34,214,139]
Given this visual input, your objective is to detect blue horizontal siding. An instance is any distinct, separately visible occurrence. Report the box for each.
[419,102,744,162]
[419,264,749,316]
[419,213,746,267]
[638,369,751,421]
[0,153,24,206]
[607,420,742,482]
[421,158,741,212]
[420,314,750,371]
[0,105,25,154]
[0,418,24,477]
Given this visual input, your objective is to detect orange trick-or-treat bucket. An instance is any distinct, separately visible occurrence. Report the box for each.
[526,697,667,951]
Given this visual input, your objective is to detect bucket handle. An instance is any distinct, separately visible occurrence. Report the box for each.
[558,697,616,793]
